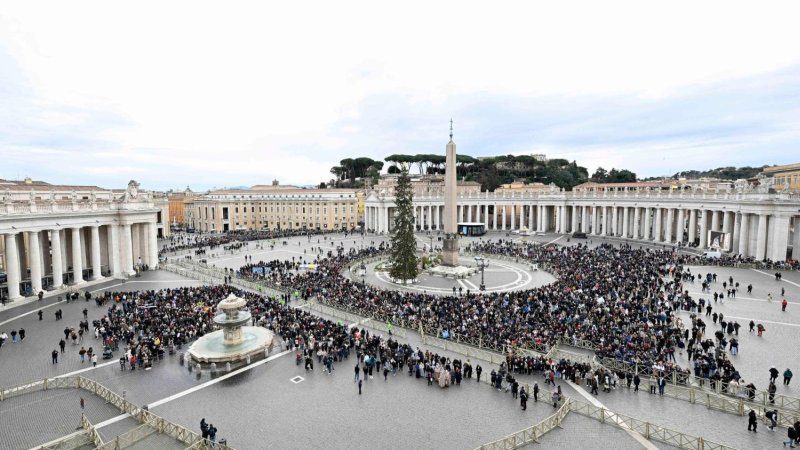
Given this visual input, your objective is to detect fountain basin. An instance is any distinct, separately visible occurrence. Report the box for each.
[188,326,274,364]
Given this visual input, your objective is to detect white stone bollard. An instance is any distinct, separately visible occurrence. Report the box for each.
[226,362,232,372]
[246,355,251,365]
[210,362,217,373]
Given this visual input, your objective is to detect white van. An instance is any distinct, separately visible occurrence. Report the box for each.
[702,250,722,259]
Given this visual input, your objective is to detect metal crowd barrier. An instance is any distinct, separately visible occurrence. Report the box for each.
[2,376,233,450]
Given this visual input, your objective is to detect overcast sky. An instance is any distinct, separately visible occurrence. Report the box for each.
[1,1,799,191]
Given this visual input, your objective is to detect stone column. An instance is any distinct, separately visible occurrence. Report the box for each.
[71,227,84,284]
[792,216,800,260]
[755,214,768,260]
[591,206,598,235]
[4,233,22,301]
[723,211,734,235]
[581,206,588,232]
[122,223,134,275]
[676,209,685,243]
[641,207,650,240]
[485,205,490,229]
[108,225,120,277]
[28,231,43,295]
[688,209,697,244]
[731,213,741,254]
[510,204,515,230]
[39,232,50,278]
[571,205,578,233]
[622,207,630,238]
[90,225,102,280]
[51,229,63,289]
[502,205,507,230]
[664,209,674,243]
[738,213,750,257]
[699,210,708,248]
[769,215,790,262]
[520,205,526,230]
[654,208,663,242]
[711,210,720,232]
[610,206,618,237]
[543,206,550,232]
[149,222,159,268]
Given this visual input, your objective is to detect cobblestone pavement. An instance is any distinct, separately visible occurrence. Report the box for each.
[0,270,205,384]
[2,232,798,449]
[575,381,787,448]
[0,388,121,449]
[540,412,647,449]
[151,350,563,450]
[675,264,800,394]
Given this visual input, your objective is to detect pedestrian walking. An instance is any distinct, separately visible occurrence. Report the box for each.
[785,369,793,385]
[51,349,58,364]
[520,387,528,411]
[748,409,758,432]
[80,397,85,410]
[358,379,363,395]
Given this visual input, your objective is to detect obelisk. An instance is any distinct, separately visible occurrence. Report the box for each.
[442,120,459,267]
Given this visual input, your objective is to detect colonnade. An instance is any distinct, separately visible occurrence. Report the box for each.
[2,221,159,301]
[364,199,800,261]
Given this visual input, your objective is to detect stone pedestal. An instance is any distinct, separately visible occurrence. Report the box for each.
[442,236,459,267]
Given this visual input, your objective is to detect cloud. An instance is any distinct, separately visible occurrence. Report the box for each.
[1,1,799,189]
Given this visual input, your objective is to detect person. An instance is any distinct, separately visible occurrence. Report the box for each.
[200,419,208,440]
[770,367,780,383]
[749,320,755,333]
[633,374,640,393]
[769,382,777,404]
[79,347,87,363]
[783,298,789,312]
[51,349,58,364]
[766,409,777,431]
[785,368,793,386]
[476,365,482,383]
[80,397,85,410]
[358,379,363,395]
[354,363,360,382]
[748,409,758,432]
[38,310,43,320]
[785,424,797,448]
[533,382,539,402]
[757,324,765,337]
[91,353,98,367]
[208,424,216,444]
[10,330,17,343]
[59,339,66,353]
[18,328,25,341]
[520,386,528,411]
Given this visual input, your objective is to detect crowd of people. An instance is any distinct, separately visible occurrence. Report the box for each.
[232,237,798,395]
[159,228,360,256]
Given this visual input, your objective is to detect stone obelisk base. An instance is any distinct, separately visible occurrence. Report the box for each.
[442,237,459,267]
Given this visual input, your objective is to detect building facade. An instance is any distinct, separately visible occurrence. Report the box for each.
[167,188,197,227]
[0,180,167,302]
[364,179,800,261]
[185,187,363,232]
[762,163,800,192]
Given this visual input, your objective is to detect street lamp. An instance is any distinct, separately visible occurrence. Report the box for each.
[474,256,489,291]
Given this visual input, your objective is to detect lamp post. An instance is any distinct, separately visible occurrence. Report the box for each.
[474,256,489,291]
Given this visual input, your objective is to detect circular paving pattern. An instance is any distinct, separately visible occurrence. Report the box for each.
[351,256,556,294]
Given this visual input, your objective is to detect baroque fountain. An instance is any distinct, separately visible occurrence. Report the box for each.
[188,293,274,365]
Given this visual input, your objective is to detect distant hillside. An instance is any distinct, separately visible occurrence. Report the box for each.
[643,166,767,181]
